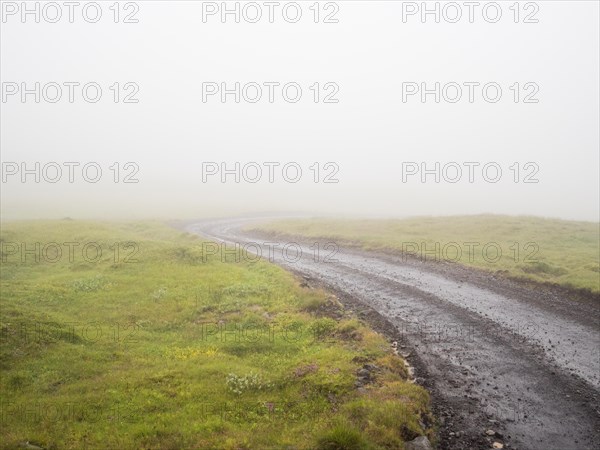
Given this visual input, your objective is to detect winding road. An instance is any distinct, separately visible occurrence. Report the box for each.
[186,217,600,450]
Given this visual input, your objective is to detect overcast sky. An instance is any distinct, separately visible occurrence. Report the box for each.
[1,1,598,221]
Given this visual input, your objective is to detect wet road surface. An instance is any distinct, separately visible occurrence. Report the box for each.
[186,217,600,450]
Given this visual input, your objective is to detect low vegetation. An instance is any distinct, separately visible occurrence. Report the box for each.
[248,215,600,294]
[0,220,432,449]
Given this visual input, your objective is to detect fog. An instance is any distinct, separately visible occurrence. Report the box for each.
[1,1,598,222]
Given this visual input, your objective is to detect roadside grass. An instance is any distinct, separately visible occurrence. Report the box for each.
[247,215,600,294]
[0,220,432,449]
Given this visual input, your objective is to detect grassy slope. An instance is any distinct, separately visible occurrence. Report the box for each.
[0,220,431,449]
[248,215,600,294]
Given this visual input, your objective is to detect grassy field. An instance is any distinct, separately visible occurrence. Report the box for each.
[0,220,432,449]
[247,215,600,294]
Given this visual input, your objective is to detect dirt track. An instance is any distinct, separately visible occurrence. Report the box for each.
[185,217,600,450]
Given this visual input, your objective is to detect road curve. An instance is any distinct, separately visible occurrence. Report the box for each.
[186,217,600,450]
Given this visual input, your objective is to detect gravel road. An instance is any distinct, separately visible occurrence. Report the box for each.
[185,217,600,450]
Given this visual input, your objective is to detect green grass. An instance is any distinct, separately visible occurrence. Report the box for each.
[247,215,600,294]
[0,220,432,449]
